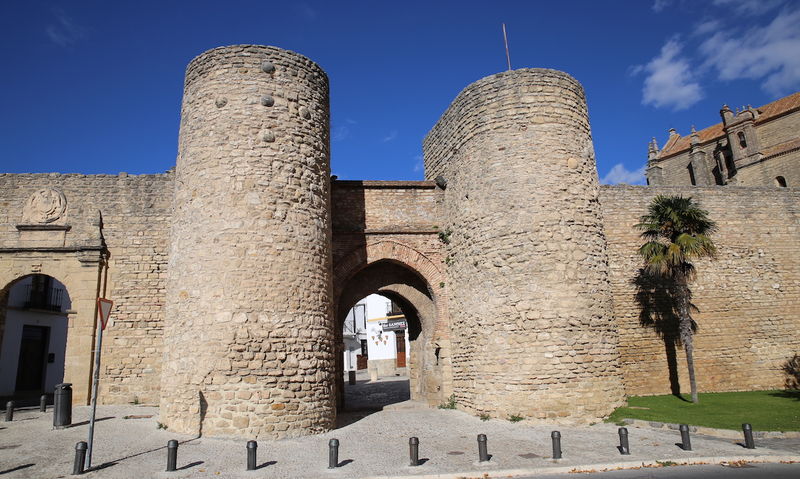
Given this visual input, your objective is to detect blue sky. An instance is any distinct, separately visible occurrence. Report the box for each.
[1,1,798,184]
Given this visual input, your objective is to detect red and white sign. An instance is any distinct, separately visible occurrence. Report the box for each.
[97,298,113,330]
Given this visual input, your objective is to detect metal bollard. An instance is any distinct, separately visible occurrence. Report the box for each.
[477,434,489,462]
[742,423,755,449]
[247,440,258,470]
[40,395,47,412]
[348,370,356,385]
[4,401,13,422]
[72,441,87,475]
[54,383,73,428]
[618,427,630,455]
[679,424,692,451]
[328,439,339,469]
[166,440,178,472]
[409,437,420,466]
[551,431,562,459]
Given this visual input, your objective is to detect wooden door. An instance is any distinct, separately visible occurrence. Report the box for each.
[395,331,406,368]
[15,325,50,392]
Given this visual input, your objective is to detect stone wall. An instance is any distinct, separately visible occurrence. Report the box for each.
[601,185,800,396]
[0,172,172,404]
[330,180,451,407]
[162,45,335,439]
[424,69,625,423]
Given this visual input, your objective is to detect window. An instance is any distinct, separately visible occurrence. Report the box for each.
[776,176,787,187]
[737,131,747,148]
[687,163,697,186]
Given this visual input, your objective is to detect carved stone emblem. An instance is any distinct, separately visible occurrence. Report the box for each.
[23,188,67,223]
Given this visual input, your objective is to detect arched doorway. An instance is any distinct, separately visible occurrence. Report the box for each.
[0,274,71,403]
[333,242,452,415]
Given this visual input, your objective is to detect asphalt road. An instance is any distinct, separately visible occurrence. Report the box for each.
[516,462,800,478]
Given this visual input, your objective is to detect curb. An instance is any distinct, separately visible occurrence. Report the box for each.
[622,418,800,439]
[362,455,800,479]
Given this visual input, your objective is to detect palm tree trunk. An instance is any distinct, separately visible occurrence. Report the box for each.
[677,279,699,403]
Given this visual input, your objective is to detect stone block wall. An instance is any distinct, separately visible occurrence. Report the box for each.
[0,172,172,404]
[424,69,625,423]
[163,45,335,439]
[330,180,451,407]
[601,185,800,396]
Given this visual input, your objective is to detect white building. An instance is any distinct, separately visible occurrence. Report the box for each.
[0,275,70,397]
[342,294,409,380]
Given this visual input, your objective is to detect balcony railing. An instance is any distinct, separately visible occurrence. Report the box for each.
[24,284,64,312]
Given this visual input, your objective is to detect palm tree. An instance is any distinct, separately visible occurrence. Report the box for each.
[636,195,716,404]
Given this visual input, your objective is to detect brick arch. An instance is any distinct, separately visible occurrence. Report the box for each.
[331,239,451,408]
[333,240,443,300]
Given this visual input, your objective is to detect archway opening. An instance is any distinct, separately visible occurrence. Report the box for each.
[335,259,436,422]
[0,274,71,405]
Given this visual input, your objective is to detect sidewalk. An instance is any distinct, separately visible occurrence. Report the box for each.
[2,380,799,478]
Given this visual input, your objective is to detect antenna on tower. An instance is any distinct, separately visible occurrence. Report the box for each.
[502,23,512,71]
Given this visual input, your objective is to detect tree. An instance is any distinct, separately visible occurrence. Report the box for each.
[636,195,716,404]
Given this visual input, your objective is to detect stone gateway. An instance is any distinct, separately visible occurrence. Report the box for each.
[0,45,797,439]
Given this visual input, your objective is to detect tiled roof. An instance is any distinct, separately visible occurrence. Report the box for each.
[656,91,800,159]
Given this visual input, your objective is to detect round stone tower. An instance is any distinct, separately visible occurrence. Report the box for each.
[162,45,334,438]
[423,69,625,423]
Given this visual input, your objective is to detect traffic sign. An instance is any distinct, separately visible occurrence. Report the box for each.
[97,298,113,330]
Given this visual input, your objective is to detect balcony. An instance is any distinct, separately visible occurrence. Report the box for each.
[23,284,64,312]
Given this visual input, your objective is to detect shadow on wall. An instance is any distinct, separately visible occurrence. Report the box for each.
[783,354,800,391]
[633,269,698,400]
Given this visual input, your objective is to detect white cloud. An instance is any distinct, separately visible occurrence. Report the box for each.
[412,155,423,172]
[382,129,398,142]
[692,19,721,37]
[601,164,646,185]
[45,8,85,47]
[333,125,350,142]
[652,0,673,13]
[712,0,783,15]
[699,6,800,96]
[636,38,703,111]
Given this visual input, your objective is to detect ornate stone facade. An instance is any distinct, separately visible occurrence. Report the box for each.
[646,92,800,187]
[0,45,798,440]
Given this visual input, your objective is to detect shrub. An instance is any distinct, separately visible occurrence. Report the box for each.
[438,394,457,410]
[783,354,800,390]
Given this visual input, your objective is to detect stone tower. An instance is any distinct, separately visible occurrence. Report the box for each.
[162,45,335,438]
[424,69,625,422]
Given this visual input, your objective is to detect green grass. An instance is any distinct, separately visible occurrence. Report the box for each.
[607,390,800,432]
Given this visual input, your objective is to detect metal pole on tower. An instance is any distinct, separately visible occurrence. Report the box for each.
[502,23,512,71]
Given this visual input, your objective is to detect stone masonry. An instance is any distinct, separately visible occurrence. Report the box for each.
[162,46,335,438]
[0,44,798,439]
[424,69,626,422]
[646,92,800,187]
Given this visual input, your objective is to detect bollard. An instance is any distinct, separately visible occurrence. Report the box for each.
[679,424,692,451]
[328,439,339,469]
[477,434,489,462]
[40,395,47,413]
[742,423,755,449]
[54,383,73,428]
[72,441,87,475]
[348,370,356,385]
[618,427,630,455]
[409,437,420,466]
[166,440,178,472]
[247,440,258,471]
[4,401,13,422]
[551,431,562,459]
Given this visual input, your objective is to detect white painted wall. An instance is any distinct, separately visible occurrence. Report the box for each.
[342,294,411,373]
[0,276,70,395]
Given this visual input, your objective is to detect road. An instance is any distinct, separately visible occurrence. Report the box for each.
[516,462,800,478]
